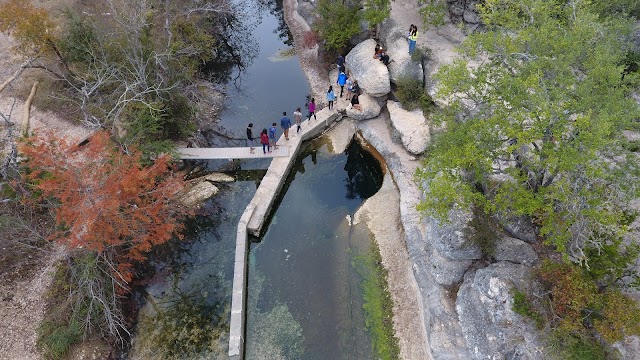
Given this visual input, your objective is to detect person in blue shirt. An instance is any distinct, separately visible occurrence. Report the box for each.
[269,123,278,149]
[326,86,336,110]
[280,112,292,140]
[337,71,348,98]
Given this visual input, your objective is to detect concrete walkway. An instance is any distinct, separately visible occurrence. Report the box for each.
[177,145,289,159]
[228,105,346,360]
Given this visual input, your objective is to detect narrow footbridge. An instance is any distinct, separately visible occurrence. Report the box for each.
[177,146,289,160]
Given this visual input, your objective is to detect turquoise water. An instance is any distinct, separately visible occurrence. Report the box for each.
[245,138,384,359]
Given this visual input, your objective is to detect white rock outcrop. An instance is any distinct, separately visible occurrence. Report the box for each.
[387,101,430,154]
[346,93,382,120]
[384,27,424,84]
[345,39,391,97]
[178,181,219,207]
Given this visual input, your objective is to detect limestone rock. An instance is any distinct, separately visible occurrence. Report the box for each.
[614,335,640,360]
[345,39,391,97]
[494,236,538,266]
[203,172,235,183]
[178,181,219,207]
[346,94,382,120]
[429,250,472,286]
[430,206,482,261]
[463,10,480,24]
[495,213,538,243]
[456,262,545,360]
[387,36,424,84]
[387,101,430,155]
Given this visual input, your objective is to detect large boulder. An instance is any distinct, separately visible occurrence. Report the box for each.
[384,27,424,83]
[345,39,391,97]
[346,93,382,120]
[429,250,472,286]
[387,101,431,155]
[456,262,545,360]
[495,213,538,243]
[494,236,538,266]
[429,206,483,261]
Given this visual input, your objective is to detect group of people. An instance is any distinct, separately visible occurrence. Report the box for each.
[245,103,318,154]
[373,24,420,66]
[334,55,363,111]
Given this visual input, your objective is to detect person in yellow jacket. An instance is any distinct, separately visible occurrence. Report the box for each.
[408,24,418,54]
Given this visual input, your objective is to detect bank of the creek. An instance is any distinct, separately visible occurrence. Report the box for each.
[127,1,395,359]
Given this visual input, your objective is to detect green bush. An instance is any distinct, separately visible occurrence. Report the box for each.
[511,289,544,329]
[394,77,434,114]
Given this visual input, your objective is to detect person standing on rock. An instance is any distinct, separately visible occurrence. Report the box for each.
[269,122,278,149]
[246,123,255,153]
[307,98,317,121]
[281,112,292,140]
[260,128,270,154]
[337,71,348,97]
[326,86,336,110]
[294,107,303,133]
[408,25,418,54]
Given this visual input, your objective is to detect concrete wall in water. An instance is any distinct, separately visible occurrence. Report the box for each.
[228,110,343,359]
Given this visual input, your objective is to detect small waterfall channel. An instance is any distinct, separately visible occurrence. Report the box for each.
[128,1,389,359]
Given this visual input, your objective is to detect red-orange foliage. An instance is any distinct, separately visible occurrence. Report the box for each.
[19,131,190,289]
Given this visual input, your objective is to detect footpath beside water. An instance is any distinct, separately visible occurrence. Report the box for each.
[229,107,345,359]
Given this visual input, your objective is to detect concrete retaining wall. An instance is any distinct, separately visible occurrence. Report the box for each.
[228,108,343,359]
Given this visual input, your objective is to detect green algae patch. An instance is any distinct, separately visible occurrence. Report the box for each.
[353,245,400,360]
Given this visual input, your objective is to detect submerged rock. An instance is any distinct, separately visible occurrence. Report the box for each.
[387,101,431,154]
[456,262,545,360]
[178,181,219,207]
[203,172,235,183]
[345,39,391,97]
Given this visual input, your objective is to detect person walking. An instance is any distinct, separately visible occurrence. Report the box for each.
[337,71,347,97]
[294,107,303,133]
[260,128,270,154]
[269,122,278,149]
[281,112,292,140]
[408,25,418,54]
[307,98,317,121]
[326,86,336,110]
[337,54,346,73]
[346,77,353,100]
[246,123,255,153]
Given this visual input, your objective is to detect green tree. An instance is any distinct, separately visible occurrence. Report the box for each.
[316,0,362,53]
[362,0,392,37]
[416,0,640,264]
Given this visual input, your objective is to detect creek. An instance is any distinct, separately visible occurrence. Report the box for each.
[129,1,388,359]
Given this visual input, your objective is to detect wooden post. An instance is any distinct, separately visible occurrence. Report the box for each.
[22,81,39,137]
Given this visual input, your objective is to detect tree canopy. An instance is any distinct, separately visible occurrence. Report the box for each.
[417,0,640,264]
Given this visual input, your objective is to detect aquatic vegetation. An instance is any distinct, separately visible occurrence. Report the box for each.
[353,245,400,360]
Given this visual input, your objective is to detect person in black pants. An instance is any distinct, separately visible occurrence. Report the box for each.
[246,123,255,152]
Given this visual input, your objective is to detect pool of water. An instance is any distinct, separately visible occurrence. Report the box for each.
[245,137,384,359]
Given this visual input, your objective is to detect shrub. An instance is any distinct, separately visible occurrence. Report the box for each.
[394,77,435,114]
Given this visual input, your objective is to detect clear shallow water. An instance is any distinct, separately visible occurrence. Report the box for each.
[130,0,386,358]
[245,138,384,359]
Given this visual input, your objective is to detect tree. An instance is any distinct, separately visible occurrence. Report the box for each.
[316,0,362,53]
[362,0,392,38]
[416,0,640,264]
[20,130,191,341]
